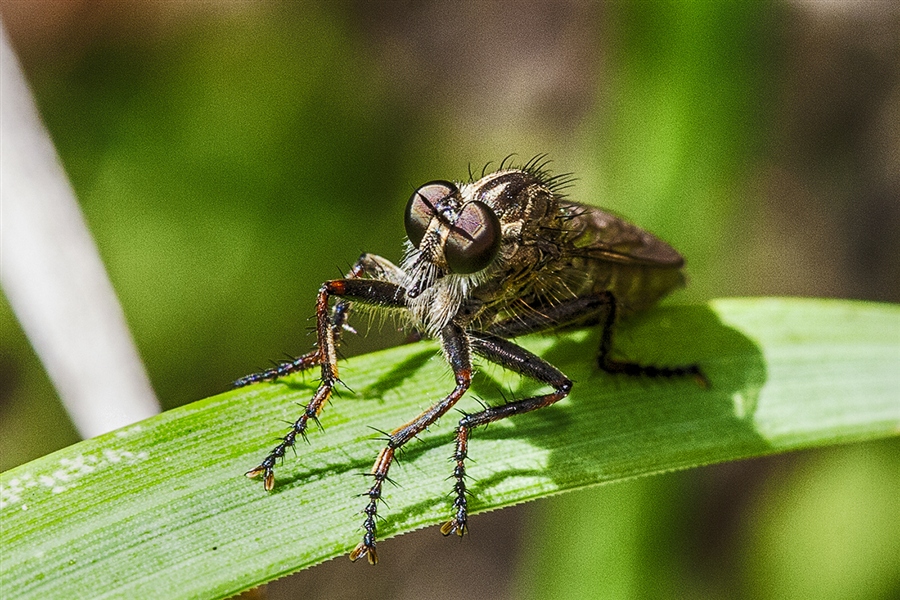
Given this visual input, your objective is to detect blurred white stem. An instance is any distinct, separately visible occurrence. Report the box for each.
[0,21,160,438]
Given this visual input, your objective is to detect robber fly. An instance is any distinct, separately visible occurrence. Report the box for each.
[236,156,704,564]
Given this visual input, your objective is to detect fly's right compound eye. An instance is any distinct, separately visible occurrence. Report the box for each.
[405,181,457,248]
[444,201,501,274]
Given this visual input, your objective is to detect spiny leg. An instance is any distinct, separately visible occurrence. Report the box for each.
[234,254,397,387]
[350,322,472,564]
[438,293,704,533]
[232,349,324,388]
[593,291,707,386]
[442,332,572,537]
[489,291,706,386]
[246,277,407,490]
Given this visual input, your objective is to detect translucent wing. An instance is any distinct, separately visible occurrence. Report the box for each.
[560,200,684,267]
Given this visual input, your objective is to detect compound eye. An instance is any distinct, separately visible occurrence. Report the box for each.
[404,181,457,248]
[445,201,501,274]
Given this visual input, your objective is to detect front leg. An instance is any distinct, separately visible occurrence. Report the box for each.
[349,322,472,564]
[234,253,404,387]
[246,277,407,490]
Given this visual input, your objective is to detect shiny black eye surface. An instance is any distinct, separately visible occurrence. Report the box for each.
[445,201,501,274]
[404,181,457,248]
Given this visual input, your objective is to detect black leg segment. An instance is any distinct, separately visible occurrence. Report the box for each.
[245,255,407,491]
[442,332,573,537]
[350,322,473,564]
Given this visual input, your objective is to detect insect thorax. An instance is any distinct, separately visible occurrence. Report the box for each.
[402,169,573,336]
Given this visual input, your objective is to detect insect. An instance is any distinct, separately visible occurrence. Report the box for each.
[236,156,704,564]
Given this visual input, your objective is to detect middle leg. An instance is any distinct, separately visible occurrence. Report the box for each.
[441,332,573,537]
[349,322,473,565]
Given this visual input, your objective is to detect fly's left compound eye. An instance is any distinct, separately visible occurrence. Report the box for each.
[405,181,457,248]
[445,201,501,274]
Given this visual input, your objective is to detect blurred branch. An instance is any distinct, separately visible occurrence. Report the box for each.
[0,19,159,437]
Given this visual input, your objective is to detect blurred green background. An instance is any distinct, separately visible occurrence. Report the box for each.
[1,2,897,599]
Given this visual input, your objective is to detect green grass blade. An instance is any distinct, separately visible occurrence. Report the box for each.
[2,298,898,599]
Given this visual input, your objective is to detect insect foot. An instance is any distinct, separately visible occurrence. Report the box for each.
[440,425,470,537]
[348,447,395,565]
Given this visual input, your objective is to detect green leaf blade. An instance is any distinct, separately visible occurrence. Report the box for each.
[1,298,898,599]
